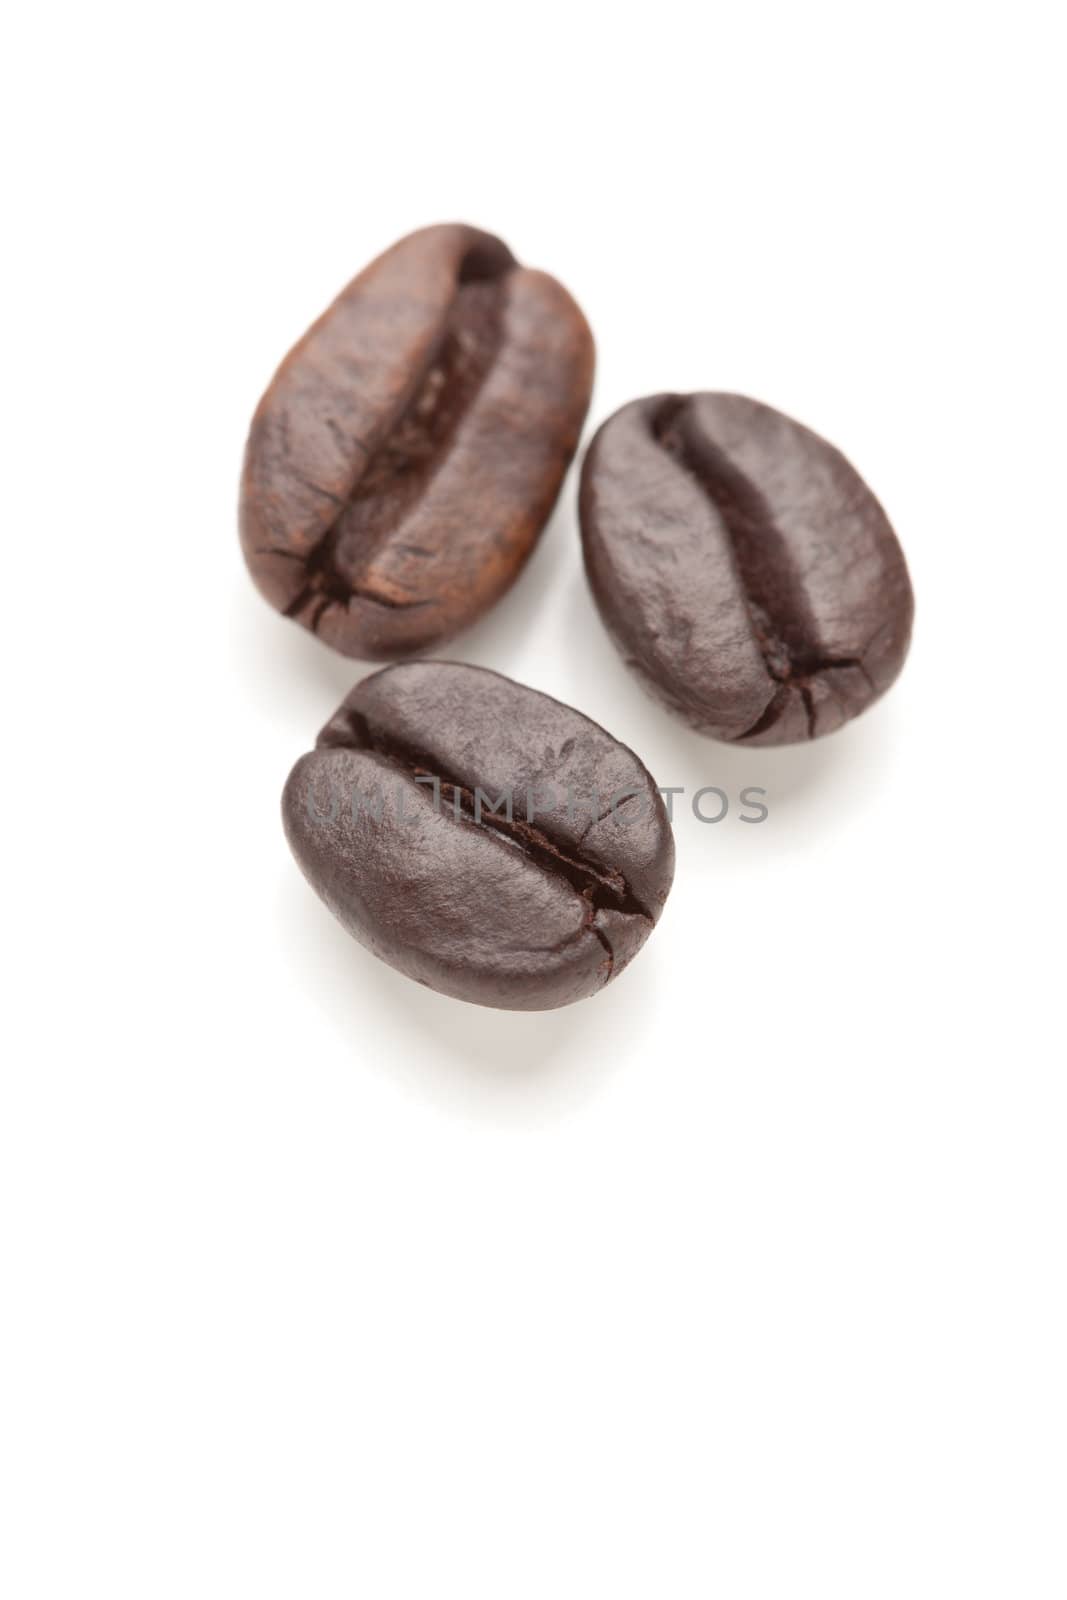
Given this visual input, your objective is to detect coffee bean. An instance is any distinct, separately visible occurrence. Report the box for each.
[579,393,914,744]
[282,663,674,1010]
[241,224,594,658]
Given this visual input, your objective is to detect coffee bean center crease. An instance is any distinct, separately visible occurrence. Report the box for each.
[653,398,874,739]
[286,259,511,633]
[323,708,654,973]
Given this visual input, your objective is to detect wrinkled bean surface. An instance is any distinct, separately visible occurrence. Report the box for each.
[242,224,595,658]
[580,393,914,743]
[283,663,675,1010]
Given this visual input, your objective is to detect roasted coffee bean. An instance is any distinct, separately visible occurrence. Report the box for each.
[282,663,674,1011]
[241,224,595,658]
[579,393,914,744]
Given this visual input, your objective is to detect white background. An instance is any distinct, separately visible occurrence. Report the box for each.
[3,3,1065,1595]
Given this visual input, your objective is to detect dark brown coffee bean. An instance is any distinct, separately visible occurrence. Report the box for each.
[282,663,674,1011]
[579,393,914,744]
[241,224,595,658]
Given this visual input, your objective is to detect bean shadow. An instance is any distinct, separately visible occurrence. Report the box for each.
[275,865,658,1122]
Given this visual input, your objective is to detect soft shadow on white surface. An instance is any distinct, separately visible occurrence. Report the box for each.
[275,869,655,1121]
